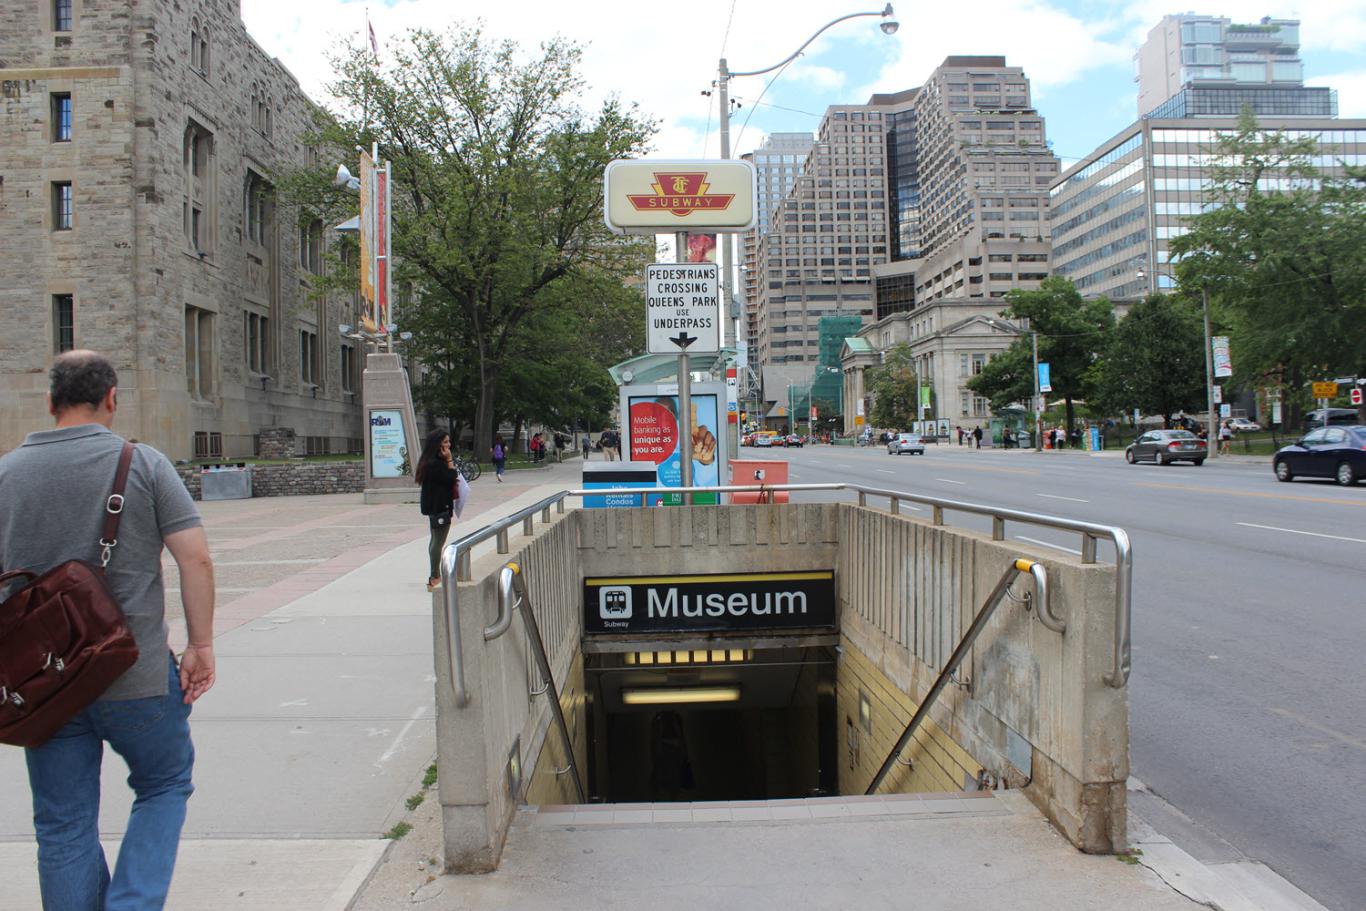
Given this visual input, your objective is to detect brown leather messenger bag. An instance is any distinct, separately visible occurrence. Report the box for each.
[0,442,141,748]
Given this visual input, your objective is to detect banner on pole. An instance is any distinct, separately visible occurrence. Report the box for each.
[1212,336,1233,378]
[1038,362,1052,393]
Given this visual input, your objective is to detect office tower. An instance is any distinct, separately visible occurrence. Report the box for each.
[1136,14,1335,119]
[741,133,813,358]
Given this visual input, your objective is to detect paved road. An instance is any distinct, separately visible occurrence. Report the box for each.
[771,442,1365,911]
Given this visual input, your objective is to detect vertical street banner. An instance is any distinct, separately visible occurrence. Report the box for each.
[375,164,389,329]
[1038,362,1052,393]
[1212,336,1233,378]
[358,150,375,306]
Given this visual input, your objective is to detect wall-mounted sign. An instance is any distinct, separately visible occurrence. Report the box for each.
[621,382,728,505]
[368,409,409,478]
[604,159,757,235]
[584,570,836,635]
[583,462,658,509]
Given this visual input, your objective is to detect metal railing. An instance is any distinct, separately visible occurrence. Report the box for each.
[439,483,1131,711]
[867,557,1045,794]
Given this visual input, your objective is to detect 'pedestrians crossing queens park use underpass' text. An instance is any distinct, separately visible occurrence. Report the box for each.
[652,316,714,329]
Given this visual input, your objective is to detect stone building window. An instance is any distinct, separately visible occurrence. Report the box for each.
[53,0,73,31]
[299,329,318,385]
[190,18,210,76]
[51,93,72,142]
[183,122,215,256]
[184,305,215,398]
[340,344,359,394]
[249,83,272,136]
[299,218,323,273]
[245,311,270,374]
[52,182,73,230]
[244,172,271,245]
[53,294,75,353]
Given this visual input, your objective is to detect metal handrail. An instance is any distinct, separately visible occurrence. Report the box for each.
[439,482,1132,710]
[866,557,1041,795]
[488,562,586,803]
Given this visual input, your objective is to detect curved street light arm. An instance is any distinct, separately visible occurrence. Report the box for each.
[726,6,894,79]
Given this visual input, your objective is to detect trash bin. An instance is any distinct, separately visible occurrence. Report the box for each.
[201,464,252,501]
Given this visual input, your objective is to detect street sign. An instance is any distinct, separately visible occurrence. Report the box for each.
[644,263,720,355]
[1212,385,1223,404]
[1312,381,1338,398]
[604,159,757,235]
[1352,387,1363,406]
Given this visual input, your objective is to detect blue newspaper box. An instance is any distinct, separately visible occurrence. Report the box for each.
[583,461,658,508]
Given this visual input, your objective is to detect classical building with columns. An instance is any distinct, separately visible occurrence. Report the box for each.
[0,0,362,460]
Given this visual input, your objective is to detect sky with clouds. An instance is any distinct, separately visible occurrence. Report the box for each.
[242,0,1366,169]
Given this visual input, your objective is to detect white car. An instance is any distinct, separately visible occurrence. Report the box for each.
[888,433,926,455]
[1229,418,1261,432]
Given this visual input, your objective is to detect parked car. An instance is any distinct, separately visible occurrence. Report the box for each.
[786,434,804,448]
[1125,429,1207,465]
[1228,418,1261,433]
[888,433,926,455]
[1273,425,1366,486]
[754,433,773,448]
[1302,408,1360,432]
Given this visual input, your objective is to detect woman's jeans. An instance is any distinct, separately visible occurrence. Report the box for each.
[24,654,195,910]
[429,517,453,580]
[494,458,506,478]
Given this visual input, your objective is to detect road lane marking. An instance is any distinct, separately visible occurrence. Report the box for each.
[1037,493,1089,503]
[1015,535,1083,556]
[1137,481,1366,507]
[1235,522,1366,545]
[1269,707,1366,753]
[876,468,895,474]
[935,478,966,485]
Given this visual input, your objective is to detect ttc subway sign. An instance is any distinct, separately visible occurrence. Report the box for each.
[645,263,720,355]
[603,159,757,235]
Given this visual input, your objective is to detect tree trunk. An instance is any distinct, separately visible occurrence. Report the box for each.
[472,365,500,459]
[1064,397,1076,438]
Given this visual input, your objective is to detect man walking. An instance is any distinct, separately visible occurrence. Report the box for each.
[0,351,216,910]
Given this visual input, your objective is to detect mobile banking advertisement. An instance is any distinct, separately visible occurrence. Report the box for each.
[622,382,727,506]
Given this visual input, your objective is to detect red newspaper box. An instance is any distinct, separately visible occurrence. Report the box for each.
[729,460,789,504]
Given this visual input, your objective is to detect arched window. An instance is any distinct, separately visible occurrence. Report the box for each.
[182,120,215,256]
[190,18,201,71]
[199,25,210,75]
[250,83,260,131]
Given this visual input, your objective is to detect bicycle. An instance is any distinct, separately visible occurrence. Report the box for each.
[453,455,482,482]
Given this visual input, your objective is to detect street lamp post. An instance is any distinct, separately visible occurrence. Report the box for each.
[714,5,898,352]
[1139,267,1218,458]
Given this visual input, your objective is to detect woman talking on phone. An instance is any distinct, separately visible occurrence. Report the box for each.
[416,429,459,592]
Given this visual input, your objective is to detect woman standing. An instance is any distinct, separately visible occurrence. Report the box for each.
[491,433,507,482]
[416,429,459,592]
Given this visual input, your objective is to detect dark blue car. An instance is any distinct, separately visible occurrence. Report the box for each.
[1273,425,1366,486]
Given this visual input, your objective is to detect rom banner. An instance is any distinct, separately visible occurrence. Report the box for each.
[584,570,836,635]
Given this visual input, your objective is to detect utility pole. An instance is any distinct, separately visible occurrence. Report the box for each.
[1202,284,1217,459]
[1032,331,1042,452]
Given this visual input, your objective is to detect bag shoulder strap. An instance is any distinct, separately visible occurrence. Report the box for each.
[98,442,136,569]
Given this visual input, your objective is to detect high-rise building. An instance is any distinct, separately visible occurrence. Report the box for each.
[1135,15,1335,119]
[741,133,813,358]
[752,106,886,368]
[0,0,362,460]
[1054,15,1365,299]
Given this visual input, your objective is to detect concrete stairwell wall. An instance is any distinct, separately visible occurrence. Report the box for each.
[837,506,1127,853]
[432,510,583,873]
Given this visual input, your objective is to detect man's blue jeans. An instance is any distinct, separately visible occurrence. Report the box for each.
[24,654,195,910]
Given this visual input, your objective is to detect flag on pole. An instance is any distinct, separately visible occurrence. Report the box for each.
[368,20,379,56]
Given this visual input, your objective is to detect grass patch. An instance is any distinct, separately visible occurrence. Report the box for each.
[1115,848,1144,865]
[384,821,413,840]
[405,793,425,811]
[422,763,438,788]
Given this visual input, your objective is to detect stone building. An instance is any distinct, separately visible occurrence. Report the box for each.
[0,0,363,460]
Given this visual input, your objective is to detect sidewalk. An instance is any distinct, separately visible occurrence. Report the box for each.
[0,461,584,911]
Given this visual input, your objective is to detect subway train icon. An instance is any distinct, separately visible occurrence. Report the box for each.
[599,587,632,620]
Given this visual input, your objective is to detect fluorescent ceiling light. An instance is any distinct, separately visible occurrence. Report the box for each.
[621,686,741,706]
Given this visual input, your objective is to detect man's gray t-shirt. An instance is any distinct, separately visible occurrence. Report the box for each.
[0,425,202,700]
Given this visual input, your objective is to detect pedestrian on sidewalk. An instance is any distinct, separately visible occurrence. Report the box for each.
[972,426,983,449]
[1218,420,1233,455]
[417,429,459,592]
[582,436,591,460]
[0,350,217,910]
[491,433,507,482]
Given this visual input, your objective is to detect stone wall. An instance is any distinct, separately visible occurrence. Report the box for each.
[0,0,362,462]
[177,460,364,500]
[257,427,296,459]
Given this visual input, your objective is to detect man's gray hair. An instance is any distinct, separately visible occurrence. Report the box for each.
[50,350,118,413]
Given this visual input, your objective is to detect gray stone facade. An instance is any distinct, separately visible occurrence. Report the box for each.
[0,0,363,460]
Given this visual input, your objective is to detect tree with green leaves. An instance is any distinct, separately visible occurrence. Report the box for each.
[865,344,924,430]
[284,26,655,454]
[1092,294,1206,427]
[1170,111,1366,427]
[968,277,1114,432]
